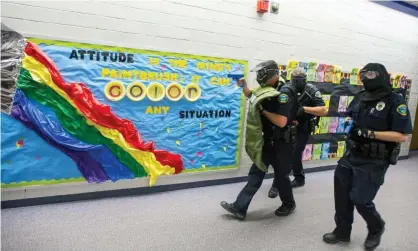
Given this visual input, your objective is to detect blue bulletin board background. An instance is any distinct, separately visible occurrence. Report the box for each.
[1,38,247,187]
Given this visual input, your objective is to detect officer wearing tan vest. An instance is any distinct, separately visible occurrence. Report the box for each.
[220,60,298,220]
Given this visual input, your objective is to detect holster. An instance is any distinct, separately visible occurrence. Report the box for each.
[273,125,296,144]
[388,143,401,165]
[308,118,316,133]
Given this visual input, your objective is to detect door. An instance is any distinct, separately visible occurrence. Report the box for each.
[410,105,418,150]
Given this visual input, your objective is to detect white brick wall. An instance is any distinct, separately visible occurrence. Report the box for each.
[1,0,418,194]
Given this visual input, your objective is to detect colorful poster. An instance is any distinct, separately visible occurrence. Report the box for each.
[337,141,346,158]
[393,74,402,88]
[324,65,335,83]
[302,144,313,161]
[306,62,318,82]
[328,117,338,134]
[350,68,359,85]
[316,64,326,82]
[338,95,348,112]
[312,144,322,160]
[321,143,330,160]
[319,117,331,134]
[286,60,299,80]
[333,66,342,84]
[322,94,331,108]
[1,39,246,187]
[347,96,354,107]
[336,117,346,134]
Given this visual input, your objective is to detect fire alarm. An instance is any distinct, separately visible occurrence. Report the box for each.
[257,0,269,13]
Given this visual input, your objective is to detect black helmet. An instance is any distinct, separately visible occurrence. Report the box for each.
[251,60,279,86]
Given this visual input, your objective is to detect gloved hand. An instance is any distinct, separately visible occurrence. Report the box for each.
[351,124,370,138]
[344,119,354,134]
[296,106,305,117]
[257,104,264,113]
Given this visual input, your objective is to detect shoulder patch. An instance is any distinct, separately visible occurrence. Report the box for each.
[315,91,322,98]
[279,93,289,104]
[396,104,407,116]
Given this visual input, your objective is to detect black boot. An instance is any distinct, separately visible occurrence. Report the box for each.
[291,179,305,188]
[364,227,385,251]
[220,201,246,220]
[275,203,296,216]
[323,232,350,244]
[268,186,279,198]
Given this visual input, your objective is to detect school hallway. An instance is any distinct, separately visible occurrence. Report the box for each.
[2,152,418,251]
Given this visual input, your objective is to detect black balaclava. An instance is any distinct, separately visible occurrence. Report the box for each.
[359,63,392,101]
[291,67,307,92]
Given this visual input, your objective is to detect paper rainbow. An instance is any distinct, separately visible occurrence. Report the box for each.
[11,41,184,186]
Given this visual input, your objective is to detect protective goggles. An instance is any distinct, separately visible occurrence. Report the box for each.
[360,70,379,80]
[256,68,278,82]
[291,76,306,82]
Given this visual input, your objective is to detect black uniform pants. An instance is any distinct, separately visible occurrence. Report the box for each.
[233,140,295,213]
[291,130,310,181]
[270,129,310,187]
[333,155,387,237]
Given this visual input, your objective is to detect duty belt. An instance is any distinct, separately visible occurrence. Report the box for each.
[347,138,389,159]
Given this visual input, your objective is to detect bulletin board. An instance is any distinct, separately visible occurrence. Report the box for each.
[1,38,247,187]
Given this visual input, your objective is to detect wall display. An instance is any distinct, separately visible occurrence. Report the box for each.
[0,34,413,189]
[281,60,412,162]
[1,38,246,187]
[1,23,26,114]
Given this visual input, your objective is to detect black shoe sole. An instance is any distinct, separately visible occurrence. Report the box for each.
[268,192,279,199]
[220,202,246,220]
[275,204,296,216]
[323,237,350,244]
[322,234,350,244]
[291,182,305,188]
[364,228,385,251]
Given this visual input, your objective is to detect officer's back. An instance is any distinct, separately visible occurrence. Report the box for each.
[261,83,297,139]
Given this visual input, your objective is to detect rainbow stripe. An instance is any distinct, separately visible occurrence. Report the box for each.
[15,42,184,186]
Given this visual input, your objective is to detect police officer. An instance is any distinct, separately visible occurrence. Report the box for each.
[269,68,328,198]
[323,63,413,250]
[220,60,298,220]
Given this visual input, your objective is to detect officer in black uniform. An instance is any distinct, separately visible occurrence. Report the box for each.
[323,63,413,251]
[269,68,328,198]
[220,60,298,220]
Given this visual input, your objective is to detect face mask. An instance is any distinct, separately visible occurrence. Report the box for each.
[362,78,381,92]
[292,77,307,92]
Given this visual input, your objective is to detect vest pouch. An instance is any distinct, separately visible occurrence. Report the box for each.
[388,143,400,165]
[361,144,370,157]
[290,125,297,144]
[370,142,378,158]
[377,143,386,159]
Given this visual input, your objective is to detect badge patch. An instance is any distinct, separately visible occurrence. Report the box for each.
[315,91,322,98]
[376,101,385,111]
[279,93,289,104]
[396,104,407,116]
